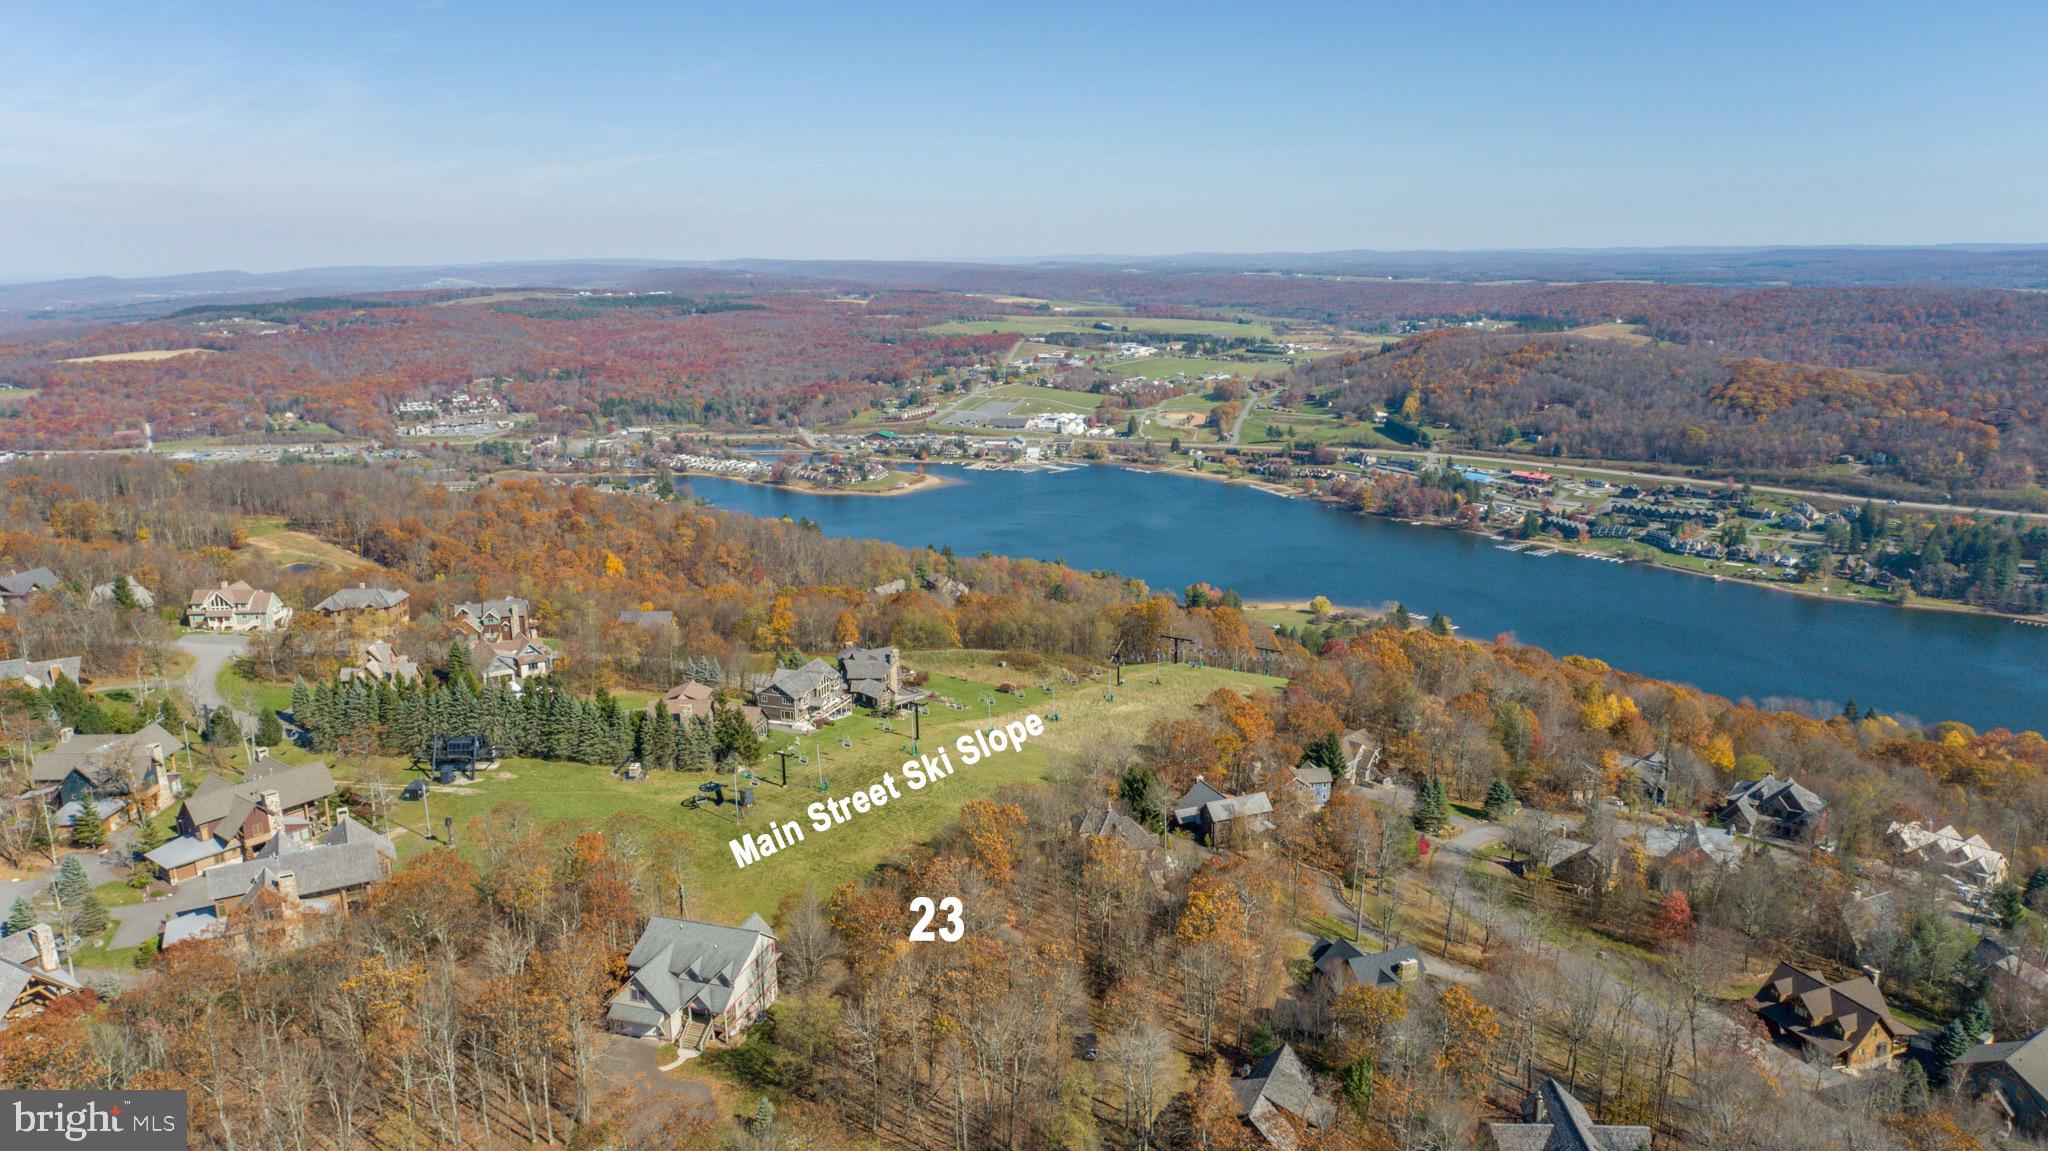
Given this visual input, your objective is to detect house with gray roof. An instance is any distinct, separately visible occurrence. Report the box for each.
[1959,1025,2048,1138]
[311,584,410,621]
[1232,1043,1333,1149]
[89,575,154,608]
[607,914,779,1050]
[200,813,395,912]
[452,596,531,642]
[838,645,911,708]
[1307,937,1424,1000]
[149,759,337,882]
[1,656,82,690]
[1719,774,1828,844]
[1641,821,1745,871]
[755,658,852,727]
[0,923,79,1030]
[1488,1078,1651,1150]
[1196,791,1273,847]
[0,567,59,613]
[1172,778,1230,827]
[27,722,181,828]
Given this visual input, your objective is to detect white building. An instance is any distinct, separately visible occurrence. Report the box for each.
[1886,820,2007,888]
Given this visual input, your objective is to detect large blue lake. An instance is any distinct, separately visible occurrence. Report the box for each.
[682,464,2048,733]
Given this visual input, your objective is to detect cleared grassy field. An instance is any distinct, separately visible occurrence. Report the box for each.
[366,652,1281,925]
[60,347,212,363]
[241,516,380,571]
[925,314,1280,340]
[1103,354,1294,380]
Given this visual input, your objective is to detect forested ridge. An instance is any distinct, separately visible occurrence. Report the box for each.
[0,291,1010,447]
[1286,331,2048,496]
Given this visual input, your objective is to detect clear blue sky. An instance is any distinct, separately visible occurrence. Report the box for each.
[3,1,2045,279]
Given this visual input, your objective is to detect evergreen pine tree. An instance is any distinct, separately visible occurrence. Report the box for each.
[70,893,108,939]
[1898,1058,1930,1112]
[2025,865,2048,896]
[1302,732,1345,775]
[1429,612,1453,637]
[70,796,106,849]
[1483,778,1519,821]
[1389,603,1414,630]
[445,640,481,693]
[1964,996,1994,1041]
[714,700,763,765]
[289,677,311,725]
[4,897,36,934]
[54,856,92,905]
[255,708,284,747]
[110,573,140,610]
[1411,777,1449,834]
[205,708,238,746]
[1933,1018,1974,1081]
[137,814,168,855]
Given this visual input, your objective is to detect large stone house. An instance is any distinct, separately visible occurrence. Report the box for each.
[755,658,853,726]
[837,646,910,709]
[28,722,182,832]
[145,759,338,883]
[0,923,79,1028]
[453,597,533,643]
[311,584,410,623]
[474,634,556,686]
[339,640,420,685]
[1885,819,2007,889]
[1488,1079,1651,1150]
[1719,774,1828,843]
[186,580,292,633]
[161,815,397,949]
[1753,961,1912,1070]
[606,914,779,1050]
[1959,1025,2048,1139]
[451,597,555,687]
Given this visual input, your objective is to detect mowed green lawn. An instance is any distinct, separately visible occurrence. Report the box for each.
[924,315,1280,340]
[366,652,1281,926]
[962,383,1102,416]
[1104,354,1294,381]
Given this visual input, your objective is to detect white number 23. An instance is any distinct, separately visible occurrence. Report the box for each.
[908,896,965,942]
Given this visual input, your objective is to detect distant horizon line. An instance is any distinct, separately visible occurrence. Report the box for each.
[13,241,2048,288]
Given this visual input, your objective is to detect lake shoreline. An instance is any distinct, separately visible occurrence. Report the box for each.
[1104,459,2043,624]
[682,468,950,498]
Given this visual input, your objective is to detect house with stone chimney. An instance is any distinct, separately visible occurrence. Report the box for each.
[144,759,338,883]
[26,722,182,832]
[1488,1078,1651,1149]
[0,923,79,1028]
[451,596,557,688]
[159,815,397,949]
[186,579,292,633]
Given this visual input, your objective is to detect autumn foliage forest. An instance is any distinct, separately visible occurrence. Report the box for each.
[0,290,1010,447]
[5,266,2048,505]
[1,455,2045,1148]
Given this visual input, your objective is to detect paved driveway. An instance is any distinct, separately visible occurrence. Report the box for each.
[175,632,252,723]
[591,1034,718,1136]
